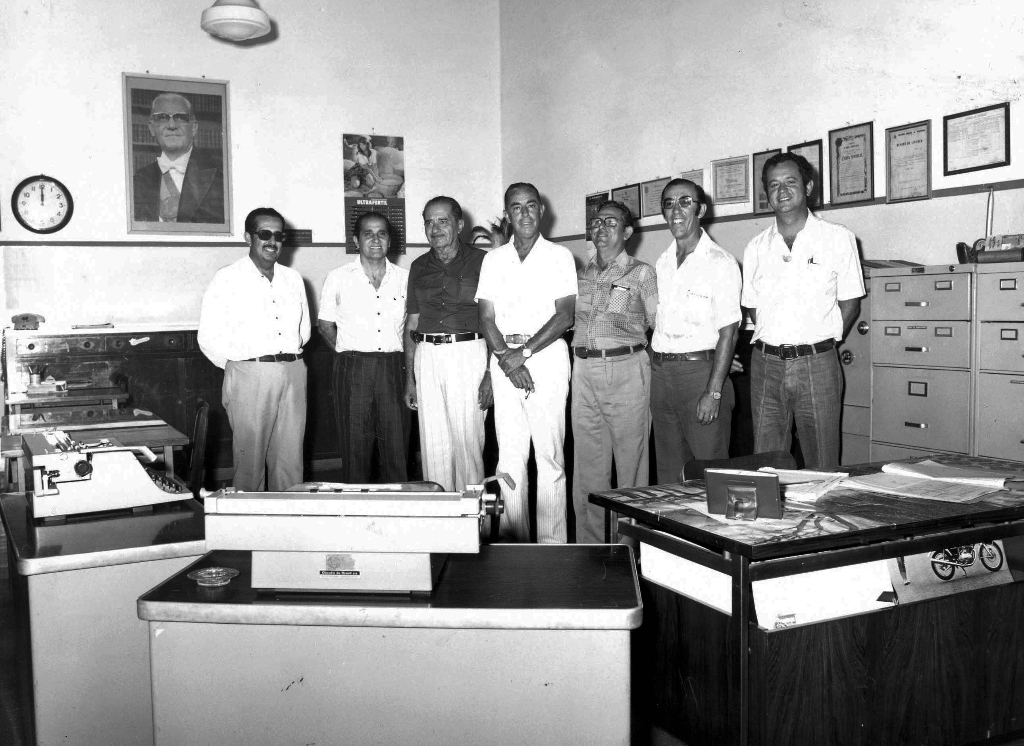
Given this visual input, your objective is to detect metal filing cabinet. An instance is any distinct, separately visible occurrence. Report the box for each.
[870,265,974,459]
[838,276,871,465]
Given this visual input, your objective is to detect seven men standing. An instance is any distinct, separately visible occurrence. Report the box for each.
[742,153,864,470]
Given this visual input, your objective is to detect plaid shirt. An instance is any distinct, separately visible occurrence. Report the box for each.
[571,250,658,349]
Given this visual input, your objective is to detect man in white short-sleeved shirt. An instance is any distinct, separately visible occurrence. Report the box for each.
[476,183,577,543]
[742,152,865,469]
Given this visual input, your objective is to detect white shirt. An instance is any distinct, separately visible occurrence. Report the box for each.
[742,211,865,345]
[319,259,408,353]
[652,231,742,353]
[157,147,192,192]
[475,236,577,335]
[198,256,311,369]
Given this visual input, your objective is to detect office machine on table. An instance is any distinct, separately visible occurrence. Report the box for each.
[25,430,188,520]
[204,476,508,593]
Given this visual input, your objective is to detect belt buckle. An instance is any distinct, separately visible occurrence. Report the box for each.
[778,344,798,360]
[433,335,443,345]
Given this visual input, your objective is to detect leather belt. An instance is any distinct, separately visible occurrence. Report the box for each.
[242,353,303,362]
[413,332,482,344]
[652,349,713,362]
[755,339,835,359]
[573,343,646,360]
[503,334,532,344]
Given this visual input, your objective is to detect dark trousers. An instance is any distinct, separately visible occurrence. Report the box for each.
[332,351,410,483]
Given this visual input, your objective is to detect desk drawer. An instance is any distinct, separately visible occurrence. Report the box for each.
[976,373,1024,461]
[106,333,186,353]
[979,322,1024,372]
[977,272,1024,321]
[873,274,970,321]
[872,321,970,368]
[871,367,970,452]
[15,336,105,356]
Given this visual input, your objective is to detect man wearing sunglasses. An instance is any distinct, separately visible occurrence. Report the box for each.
[132,92,225,224]
[199,207,310,492]
[571,200,658,543]
[651,179,741,485]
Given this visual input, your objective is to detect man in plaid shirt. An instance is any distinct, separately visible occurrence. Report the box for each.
[570,200,658,543]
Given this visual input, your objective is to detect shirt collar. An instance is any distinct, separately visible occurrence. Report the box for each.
[427,239,467,268]
[584,247,631,273]
[768,210,819,242]
[157,148,192,175]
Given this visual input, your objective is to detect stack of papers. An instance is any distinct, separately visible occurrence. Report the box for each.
[841,459,1023,502]
[758,468,848,504]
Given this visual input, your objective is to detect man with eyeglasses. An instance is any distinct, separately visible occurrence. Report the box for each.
[319,211,410,483]
[571,200,657,543]
[403,196,492,496]
[476,183,577,543]
[742,152,864,469]
[651,179,741,484]
[199,207,310,492]
[133,93,224,224]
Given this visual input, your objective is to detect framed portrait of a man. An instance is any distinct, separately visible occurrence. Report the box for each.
[123,73,232,235]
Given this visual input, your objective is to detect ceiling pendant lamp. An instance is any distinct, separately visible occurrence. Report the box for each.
[201,0,271,42]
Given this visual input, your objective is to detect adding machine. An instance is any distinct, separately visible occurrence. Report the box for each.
[203,477,508,593]
[24,431,188,520]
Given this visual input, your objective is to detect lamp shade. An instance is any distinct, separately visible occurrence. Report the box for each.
[201,0,271,41]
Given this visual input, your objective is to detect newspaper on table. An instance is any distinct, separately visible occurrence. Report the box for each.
[841,459,1024,502]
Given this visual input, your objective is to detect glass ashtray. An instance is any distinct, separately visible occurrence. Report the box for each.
[187,566,240,587]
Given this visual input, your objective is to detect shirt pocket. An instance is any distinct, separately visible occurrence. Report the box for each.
[802,262,838,298]
[682,289,713,326]
[604,283,633,315]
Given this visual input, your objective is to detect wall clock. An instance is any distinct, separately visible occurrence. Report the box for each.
[11,174,74,234]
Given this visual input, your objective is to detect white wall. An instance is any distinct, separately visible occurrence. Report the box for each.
[0,0,501,326]
[500,0,1024,267]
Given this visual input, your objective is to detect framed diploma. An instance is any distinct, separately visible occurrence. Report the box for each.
[885,120,931,203]
[641,177,672,218]
[611,183,642,224]
[943,102,1010,176]
[786,140,823,208]
[828,122,874,205]
[752,148,781,215]
[585,190,609,242]
[680,168,704,191]
[711,156,749,205]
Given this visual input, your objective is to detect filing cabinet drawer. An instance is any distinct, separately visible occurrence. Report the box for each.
[871,366,970,453]
[977,272,1024,321]
[873,274,970,321]
[871,321,970,368]
[869,442,945,461]
[976,373,1024,461]
[978,322,1024,372]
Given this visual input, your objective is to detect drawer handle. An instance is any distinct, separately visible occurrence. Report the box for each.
[129,336,151,346]
[1012,380,1024,385]
[905,422,929,429]
[905,347,928,352]
[905,301,929,307]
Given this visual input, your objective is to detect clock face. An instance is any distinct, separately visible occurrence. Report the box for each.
[11,175,74,234]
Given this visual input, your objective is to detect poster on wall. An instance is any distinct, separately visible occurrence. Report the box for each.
[786,139,824,208]
[828,121,874,205]
[123,73,232,235]
[585,191,609,242]
[752,149,781,215]
[343,134,406,253]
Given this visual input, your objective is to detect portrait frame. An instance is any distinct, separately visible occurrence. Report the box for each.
[123,73,232,236]
[828,121,874,206]
[943,102,1010,176]
[711,156,750,205]
[610,183,642,226]
[886,120,932,204]
[752,148,781,215]
[641,177,672,218]
[786,139,824,208]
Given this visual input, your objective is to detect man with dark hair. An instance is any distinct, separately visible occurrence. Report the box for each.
[403,196,492,495]
[319,211,410,482]
[742,152,865,469]
[476,183,577,543]
[650,178,741,484]
[133,92,224,224]
[571,199,657,543]
[198,207,309,491]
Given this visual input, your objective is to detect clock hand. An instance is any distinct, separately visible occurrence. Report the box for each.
[40,188,44,205]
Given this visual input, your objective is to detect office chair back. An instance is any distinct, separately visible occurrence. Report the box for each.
[681,450,798,482]
[188,399,210,499]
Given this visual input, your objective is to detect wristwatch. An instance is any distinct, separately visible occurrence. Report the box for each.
[521,347,533,359]
[708,390,722,400]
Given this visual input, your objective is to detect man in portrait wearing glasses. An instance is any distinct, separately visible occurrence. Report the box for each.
[403,196,492,495]
[476,183,577,543]
[198,207,310,492]
[133,92,225,224]
[571,200,657,543]
[742,152,864,469]
[650,179,742,485]
[319,211,410,483]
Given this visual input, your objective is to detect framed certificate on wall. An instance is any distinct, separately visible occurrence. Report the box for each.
[943,102,1010,176]
[711,156,749,205]
[886,120,931,203]
[828,121,874,205]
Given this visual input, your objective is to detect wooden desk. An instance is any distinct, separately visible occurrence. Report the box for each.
[591,455,1024,746]
[139,545,642,745]
[5,386,128,415]
[2,424,189,491]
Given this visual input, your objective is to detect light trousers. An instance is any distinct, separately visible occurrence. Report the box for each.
[414,339,487,491]
[571,351,651,544]
[223,359,307,492]
[491,340,570,544]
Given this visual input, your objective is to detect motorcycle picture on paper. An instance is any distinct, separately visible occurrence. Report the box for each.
[929,542,1005,581]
